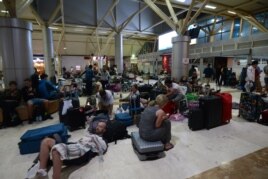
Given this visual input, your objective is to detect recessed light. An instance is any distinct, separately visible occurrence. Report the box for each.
[205,5,216,9]
[48,27,58,30]
[227,11,236,15]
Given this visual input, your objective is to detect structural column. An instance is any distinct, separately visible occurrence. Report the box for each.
[0,18,34,88]
[200,58,204,82]
[171,35,190,81]
[115,33,123,73]
[42,25,55,78]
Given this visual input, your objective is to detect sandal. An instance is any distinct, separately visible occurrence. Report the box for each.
[164,143,174,151]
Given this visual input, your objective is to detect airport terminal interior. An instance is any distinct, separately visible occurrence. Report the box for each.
[0,0,268,179]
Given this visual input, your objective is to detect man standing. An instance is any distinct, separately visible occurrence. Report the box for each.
[245,60,258,92]
[203,64,214,85]
[85,65,94,95]
[263,61,268,92]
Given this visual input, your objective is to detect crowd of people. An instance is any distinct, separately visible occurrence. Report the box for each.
[0,69,60,128]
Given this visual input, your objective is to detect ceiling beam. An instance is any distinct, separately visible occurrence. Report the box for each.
[17,0,33,15]
[93,0,120,34]
[3,0,16,17]
[216,0,258,15]
[29,5,44,26]
[118,3,149,32]
[144,0,177,33]
[100,31,116,54]
[187,0,210,27]
[56,0,66,56]
[165,0,178,24]
[142,9,187,32]
[48,3,61,25]
[236,12,268,32]
[181,0,196,34]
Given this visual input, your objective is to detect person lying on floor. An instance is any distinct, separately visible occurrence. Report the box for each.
[35,121,107,179]
[139,94,174,151]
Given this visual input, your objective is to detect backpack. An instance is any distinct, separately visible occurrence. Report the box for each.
[102,120,130,144]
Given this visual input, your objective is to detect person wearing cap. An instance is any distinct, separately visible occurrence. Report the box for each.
[38,74,59,100]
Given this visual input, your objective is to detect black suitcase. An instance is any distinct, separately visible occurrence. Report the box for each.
[188,108,205,131]
[59,98,80,123]
[65,107,86,131]
[199,96,222,129]
[239,93,264,122]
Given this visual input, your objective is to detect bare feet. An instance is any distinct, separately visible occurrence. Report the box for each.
[164,143,174,151]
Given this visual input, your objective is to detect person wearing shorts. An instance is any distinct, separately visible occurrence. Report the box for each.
[21,79,52,123]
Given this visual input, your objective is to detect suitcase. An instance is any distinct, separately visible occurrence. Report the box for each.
[131,131,165,161]
[188,108,205,131]
[162,101,177,115]
[199,96,222,129]
[188,101,199,110]
[59,98,80,122]
[239,92,263,122]
[260,110,268,125]
[65,107,86,131]
[215,93,232,124]
[19,123,68,155]
[115,113,133,126]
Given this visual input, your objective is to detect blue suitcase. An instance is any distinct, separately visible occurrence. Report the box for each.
[19,123,69,155]
[115,113,133,126]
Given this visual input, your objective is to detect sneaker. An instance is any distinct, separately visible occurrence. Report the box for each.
[37,169,47,177]
[25,161,40,179]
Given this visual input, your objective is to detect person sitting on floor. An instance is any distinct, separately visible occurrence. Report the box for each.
[164,78,185,103]
[0,81,22,128]
[139,94,174,151]
[34,121,107,179]
[96,89,114,116]
[21,78,53,124]
[119,84,148,108]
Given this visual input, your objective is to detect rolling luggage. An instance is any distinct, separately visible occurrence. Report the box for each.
[19,123,68,155]
[199,95,222,129]
[239,92,263,122]
[59,98,80,123]
[259,109,268,125]
[115,113,133,126]
[188,108,205,131]
[131,131,165,161]
[215,93,232,124]
[65,107,86,131]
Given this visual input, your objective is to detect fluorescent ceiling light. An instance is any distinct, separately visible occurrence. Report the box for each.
[48,27,58,30]
[175,0,185,2]
[227,11,236,15]
[235,24,240,27]
[205,5,216,9]
[63,47,67,50]
[74,29,84,32]
[1,10,8,13]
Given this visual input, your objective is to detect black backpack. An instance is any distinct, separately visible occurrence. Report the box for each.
[102,120,130,144]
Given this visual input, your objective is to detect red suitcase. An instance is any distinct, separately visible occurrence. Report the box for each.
[260,110,268,125]
[216,93,232,124]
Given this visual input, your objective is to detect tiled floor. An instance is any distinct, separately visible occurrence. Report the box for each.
[0,85,268,179]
